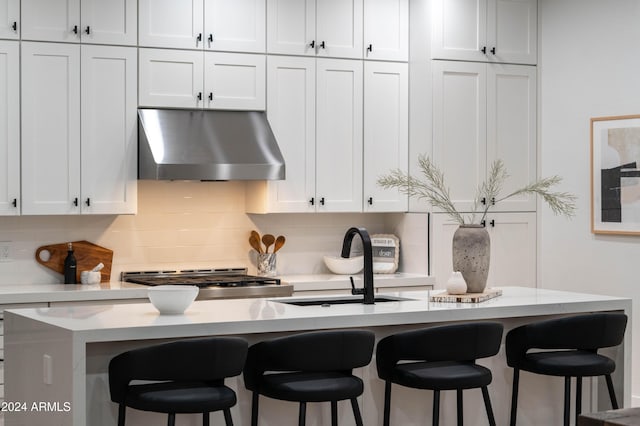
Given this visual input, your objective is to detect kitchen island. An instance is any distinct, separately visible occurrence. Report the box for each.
[3,287,632,426]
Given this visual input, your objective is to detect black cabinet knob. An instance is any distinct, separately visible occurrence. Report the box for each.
[72,25,78,34]
[319,41,326,49]
[208,92,213,101]
[481,46,486,54]
[11,21,17,32]
[85,198,91,207]
[481,197,486,205]
[197,33,202,42]
[197,92,202,100]
[309,197,315,206]
[85,26,90,35]
[490,47,496,55]
[367,44,372,52]
[367,197,373,205]
[309,40,315,48]
[319,197,325,205]
[11,198,17,208]
[208,34,213,43]
[73,197,78,206]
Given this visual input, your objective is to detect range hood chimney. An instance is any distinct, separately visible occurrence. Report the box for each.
[138,108,285,181]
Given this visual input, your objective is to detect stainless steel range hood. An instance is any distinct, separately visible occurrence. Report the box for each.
[138,108,285,180]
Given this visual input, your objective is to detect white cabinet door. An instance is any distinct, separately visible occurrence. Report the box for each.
[266,0,315,56]
[204,52,265,110]
[487,63,536,211]
[432,0,536,65]
[432,60,487,212]
[485,212,536,287]
[262,55,316,212]
[80,0,137,46]
[316,0,363,59]
[139,48,205,108]
[363,0,408,61]
[316,59,363,212]
[139,0,204,49]
[489,0,537,65]
[81,45,137,214]
[430,212,536,289]
[0,0,19,39]
[21,0,81,42]
[204,0,265,52]
[364,61,408,212]
[21,42,81,215]
[0,41,19,215]
[431,0,487,62]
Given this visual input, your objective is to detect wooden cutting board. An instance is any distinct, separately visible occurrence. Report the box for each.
[35,241,113,283]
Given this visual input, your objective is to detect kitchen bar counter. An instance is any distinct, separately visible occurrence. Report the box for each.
[3,287,632,426]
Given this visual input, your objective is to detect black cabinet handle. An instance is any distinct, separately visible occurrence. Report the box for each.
[319,41,326,49]
[208,92,213,101]
[481,197,486,205]
[85,26,90,35]
[11,21,17,32]
[367,197,373,205]
[11,198,17,208]
[73,197,78,206]
[309,197,315,206]
[367,44,372,52]
[481,219,496,228]
[309,40,315,48]
[85,198,91,207]
[319,197,325,205]
[208,34,213,43]
[197,92,202,100]
[490,47,496,55]
[72,25,78,34]
[481,46,486,54]
[197,33,202,42]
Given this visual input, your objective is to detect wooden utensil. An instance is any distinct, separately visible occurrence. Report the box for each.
[35,240,113,283]
[251,230,261,243]
[274,235,286,252]
[261,234,275,253]
[249,235,263,253]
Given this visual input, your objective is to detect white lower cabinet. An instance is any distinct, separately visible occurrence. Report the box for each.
[139,48,265,110]
[430,212,536,289]
[21,42,137,215]
[0,40,19,215]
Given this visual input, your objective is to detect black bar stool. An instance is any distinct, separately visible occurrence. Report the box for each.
[376,322,503,426]
[506,312,628,426]
[109,336,248,426]
[243,329,375,426]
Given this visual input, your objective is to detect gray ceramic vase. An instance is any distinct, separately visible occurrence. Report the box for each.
[452,224,490,293]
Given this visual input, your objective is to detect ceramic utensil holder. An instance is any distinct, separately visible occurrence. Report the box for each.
[257,253,277,277]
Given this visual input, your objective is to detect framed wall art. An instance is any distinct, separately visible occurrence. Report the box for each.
[591,114,640,235]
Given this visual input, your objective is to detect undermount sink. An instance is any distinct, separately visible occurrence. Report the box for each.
[274,295,415,307]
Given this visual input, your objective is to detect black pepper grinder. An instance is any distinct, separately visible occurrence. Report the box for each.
[63,242,77,284]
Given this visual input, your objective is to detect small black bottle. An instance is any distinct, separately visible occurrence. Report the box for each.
[63,242,77,284]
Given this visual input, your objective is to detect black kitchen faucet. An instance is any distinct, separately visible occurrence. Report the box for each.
[341,227,375,304]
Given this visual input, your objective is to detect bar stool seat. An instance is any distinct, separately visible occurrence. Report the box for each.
[123,381,237,413]
[506,313,628,426]
[376,322,503,426]
[244,329,375,426]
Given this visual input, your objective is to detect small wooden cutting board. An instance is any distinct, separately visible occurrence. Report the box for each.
[430,288,502,303]
[35,241,113,283]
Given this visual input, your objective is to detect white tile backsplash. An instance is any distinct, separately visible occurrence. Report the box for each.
[0,181,429,284]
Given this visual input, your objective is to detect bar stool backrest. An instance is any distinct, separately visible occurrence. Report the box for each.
[109,336,248,404]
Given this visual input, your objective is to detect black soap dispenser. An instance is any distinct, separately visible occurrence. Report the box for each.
[63,242,77,284]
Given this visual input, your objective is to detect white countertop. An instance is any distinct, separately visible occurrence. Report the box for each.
[4,287,630,343]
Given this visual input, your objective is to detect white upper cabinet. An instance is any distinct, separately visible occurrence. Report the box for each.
[138,48,205,108]
[363,61,408,212]
[0,41,19,215]
[80,45,137,214]
[139,48,265,110]
[204,52,265,110]
[80,0,137,45]
[140,0,265,52]
[315,58,363,212]
[21,42,81,215]
[0,0,19,40]
[431,0,537,65]
[267,0,363,59]
[363,0,408,61]
[204,0,265,52]
[21,0,81,42]
[21,42,137,215]
[22,0,137,45]
[432,60,536,213]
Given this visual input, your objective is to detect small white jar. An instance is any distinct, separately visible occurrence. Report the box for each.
[446,271,467,295]
[80,271,101,284]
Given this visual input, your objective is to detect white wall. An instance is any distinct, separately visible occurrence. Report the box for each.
[0,181,422,284]
[539,0,640,404]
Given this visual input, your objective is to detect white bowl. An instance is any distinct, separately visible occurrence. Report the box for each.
[323,255,364,275]
[148,285,199,315]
